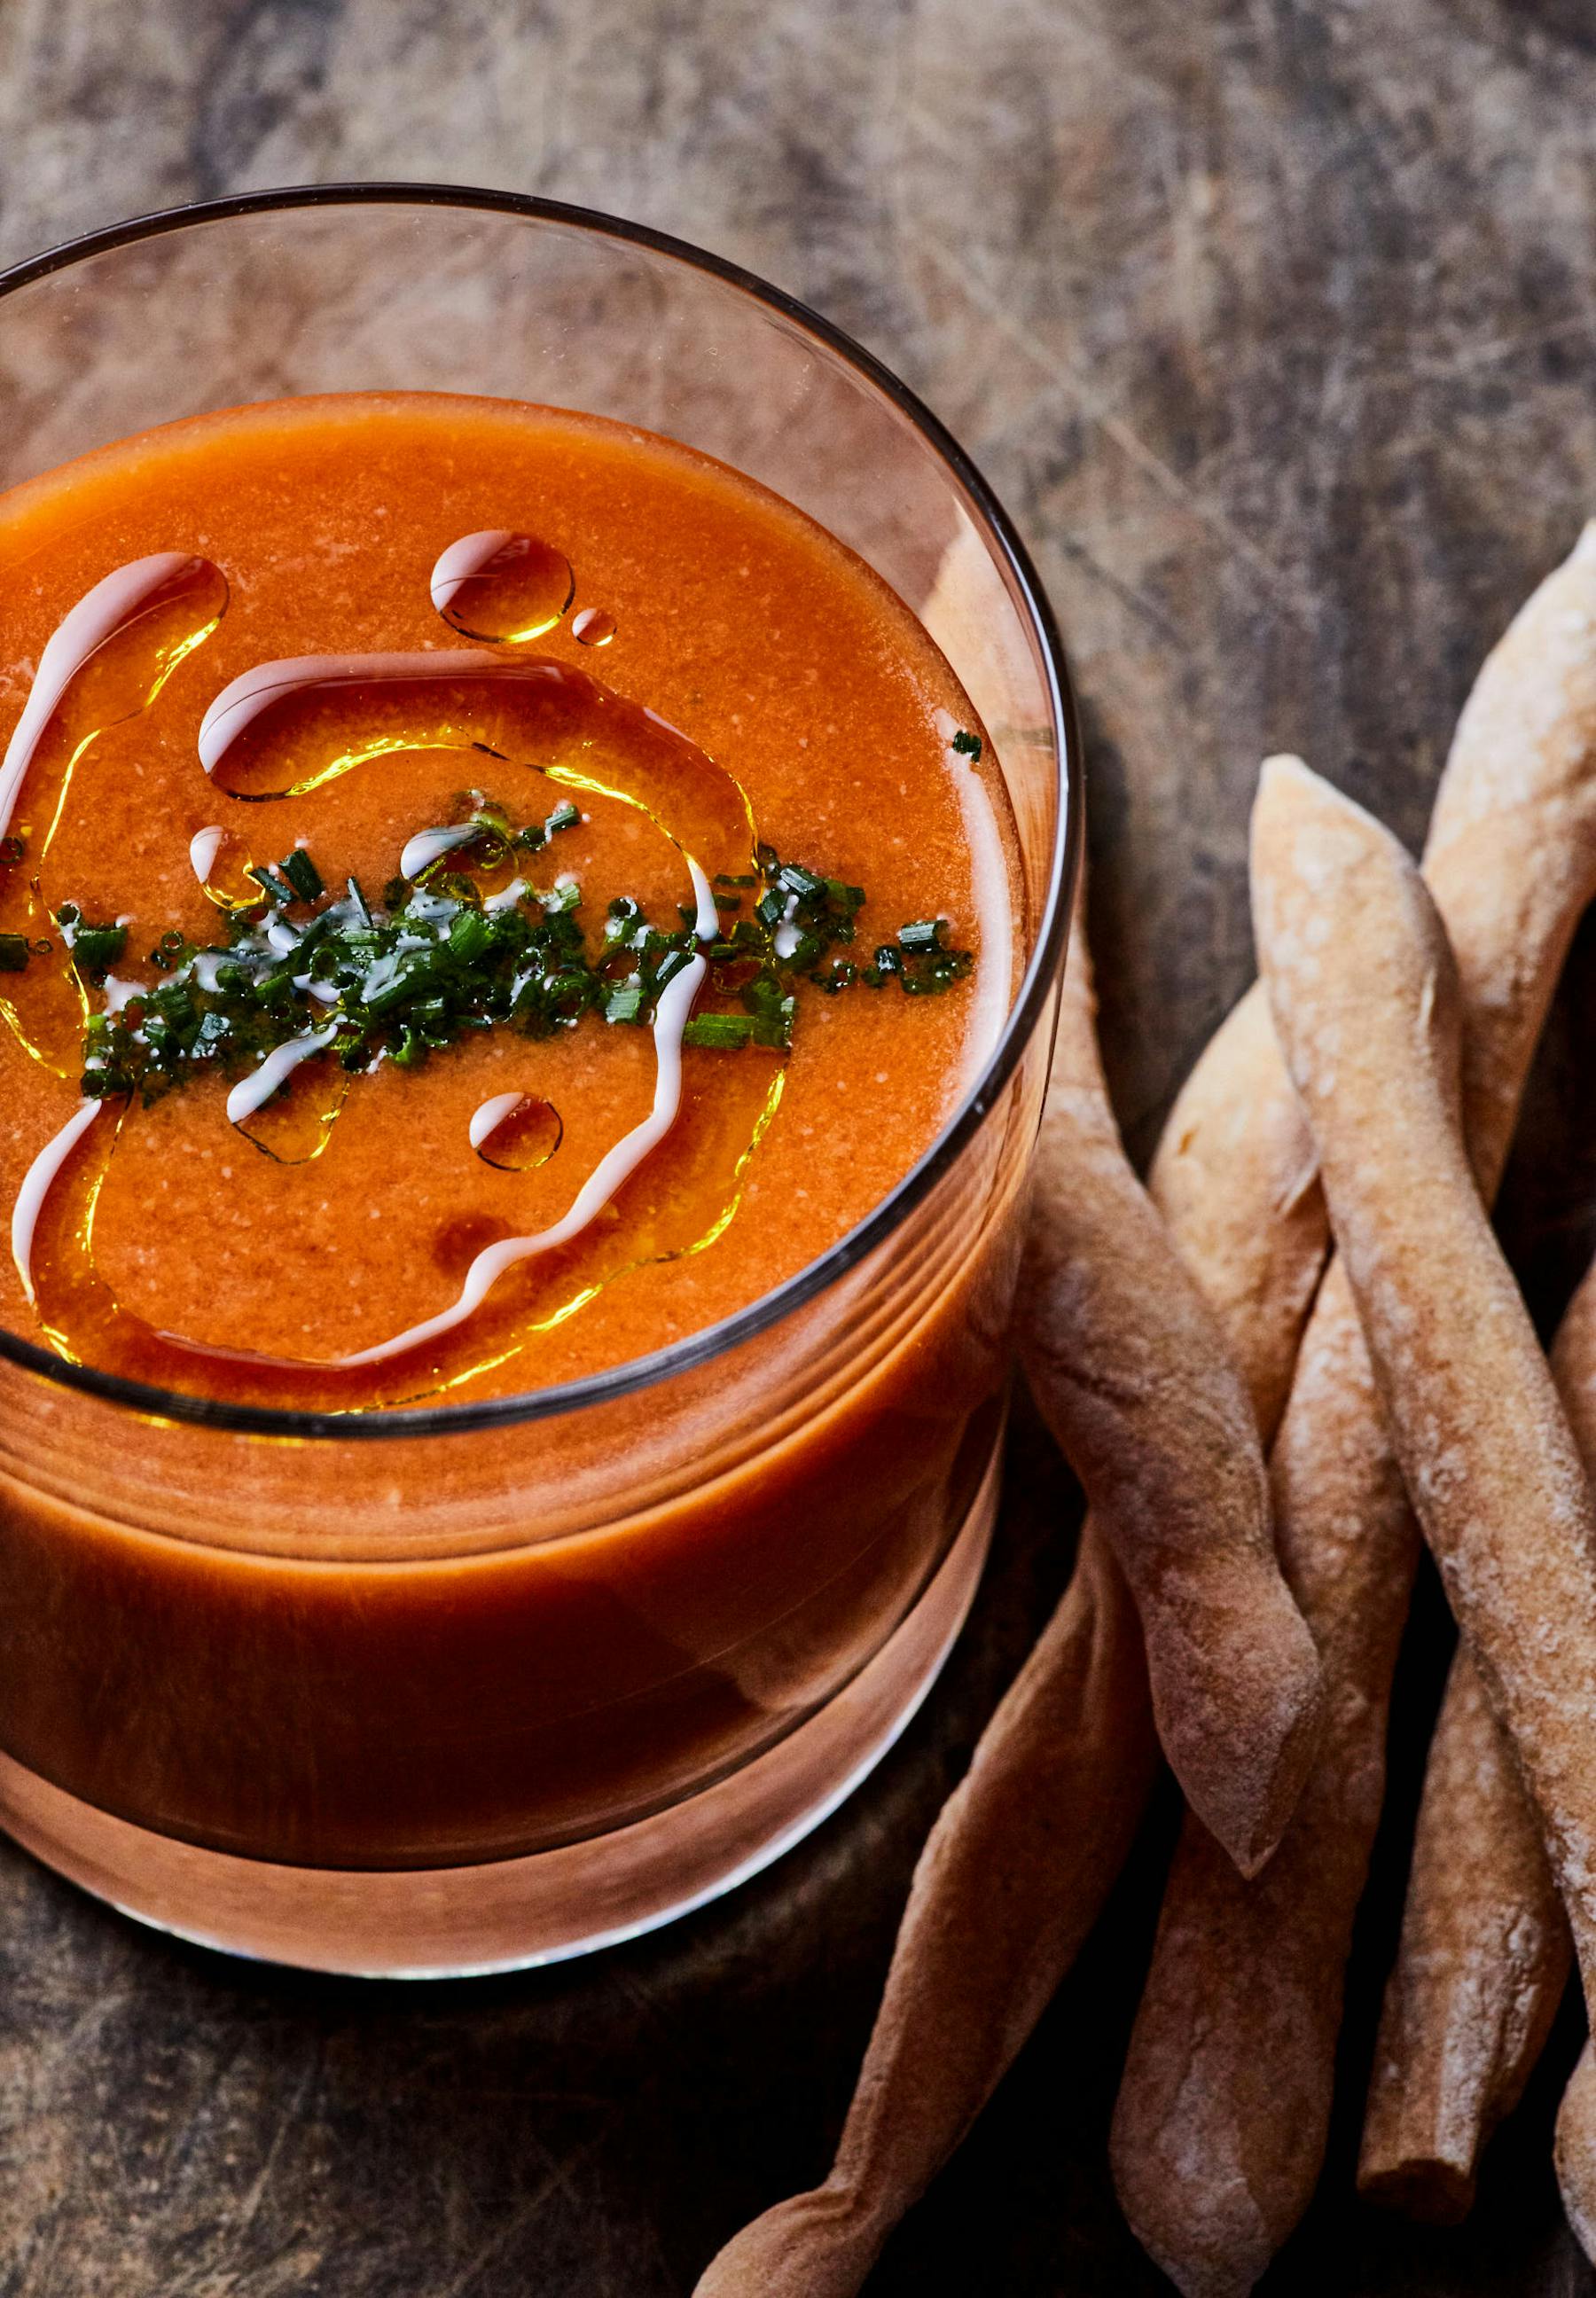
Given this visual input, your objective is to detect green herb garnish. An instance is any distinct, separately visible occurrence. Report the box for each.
[148,928,190,973]
[278,847,324,903]
[53,906,129,981]
[70,922,129,978]
[951,729,982,760]
[246,864,293,906]
[73,803,974,1102]
[683,1013,755,1050]
[0,933,29,973]
[510,797,582,855]
[864,918,972,995]
[604,981,646,1024]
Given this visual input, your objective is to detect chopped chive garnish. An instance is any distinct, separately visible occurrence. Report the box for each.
[0,835,25,866]
[605,981,645,1024]
[278,848,324,903]
[447,910,493,964]
[515,796,583,851]
[67,799,974,1106]
[70,922,129,977]
[684,1013,755,1050]
[246,864,293,906]
[951,729,982,759]
[0,933,29,972]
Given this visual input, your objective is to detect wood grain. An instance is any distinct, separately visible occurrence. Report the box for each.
[0,1,1593,2290]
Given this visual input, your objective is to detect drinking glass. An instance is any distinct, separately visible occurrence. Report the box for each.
[0,188,1077,1974]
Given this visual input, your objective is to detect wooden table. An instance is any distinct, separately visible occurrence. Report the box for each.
[1,2,1593,2288]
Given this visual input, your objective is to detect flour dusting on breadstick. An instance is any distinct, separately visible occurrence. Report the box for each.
[1252,763,1596,2192]
[1115,527,1596,2293]
[1352,525,1596,2220]
[1114,1239,1413,2296]
[1359,1649,1569,2221]
[1359,1248,1596,2220]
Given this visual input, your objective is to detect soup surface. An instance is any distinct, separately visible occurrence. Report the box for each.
[0,394,1013,1411]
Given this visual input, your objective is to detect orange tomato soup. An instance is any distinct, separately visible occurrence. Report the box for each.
[0,395,1029,1873]
[0,393,1013,1411]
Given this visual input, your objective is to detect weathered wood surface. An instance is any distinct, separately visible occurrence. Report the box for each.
[1,0,1595,2289]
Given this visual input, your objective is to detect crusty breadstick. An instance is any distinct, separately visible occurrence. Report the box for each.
[1019,905,1322,1878]
[1113,528,1596,2295]
[1358,1250,1596,2219]
[1358,1649,1569,2221]
[1147,979,1326,1444]
[1423,523,1596,1184]
[694,890,1314,2295]
[1253,763,1596,2253]
[692,1519,1154,2298]
[1349,528,1596,2222]
[1557,2041,1596,2256]
[1549,1260,1596,2250]
[1559,1250,1596,1514]
[1113,1247,1413,2297]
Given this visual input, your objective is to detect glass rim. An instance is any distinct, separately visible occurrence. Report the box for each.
[0,181,1081,1442]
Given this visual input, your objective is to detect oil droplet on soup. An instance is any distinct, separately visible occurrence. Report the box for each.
[430,530,575,645]
[469,1090,563,1173]
[189,824,259,911]
[233,1048,348,1166]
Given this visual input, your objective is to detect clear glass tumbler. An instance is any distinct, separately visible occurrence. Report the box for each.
[0,188,1077,1974]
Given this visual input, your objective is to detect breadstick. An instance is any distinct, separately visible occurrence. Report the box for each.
[1557,2040,1596,2256]
[1252,763,1596,2252]
[1349,526,1596,2219]
[1558,1250,1596,1520]
[1147,979,1326,1443]
[1018,905,1322,1877]
[1550,1260,1596,2250]
[1113,527,1596,2295]
[692,1519,1154,2298]
[1424,522,1596,1184]
[1358,1653,1569,2220]
[694,893,1313,2294]
[1113,1243,1415,2295]
[1358,1251,1596,2219]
